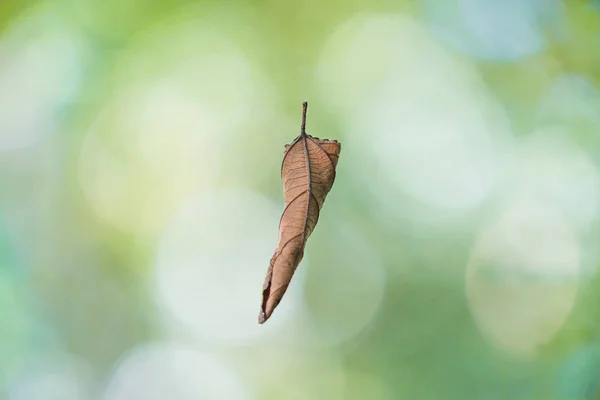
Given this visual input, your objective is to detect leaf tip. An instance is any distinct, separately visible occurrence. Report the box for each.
[258,311,267,324]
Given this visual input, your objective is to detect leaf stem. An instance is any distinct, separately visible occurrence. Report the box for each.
[300,101,308,136]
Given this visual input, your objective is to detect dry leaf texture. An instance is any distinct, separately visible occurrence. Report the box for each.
[259,101,340,324]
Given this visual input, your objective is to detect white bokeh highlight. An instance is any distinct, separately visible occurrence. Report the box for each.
[502,129,600,231]
[155,189,304,345]
[467,198,580,356]
[0,9,84,152]
[103,341,250,400]
[79,22,273,235]
[305,223,386,345]
[79,82,222,235]
[318,15,510,218]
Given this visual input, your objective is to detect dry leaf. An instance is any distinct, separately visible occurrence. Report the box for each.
[259,101,341,324]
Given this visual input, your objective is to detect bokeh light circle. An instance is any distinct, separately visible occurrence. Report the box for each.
[467,198,580,356]
[304,222,386,345]
[318,14,510,218]
[79,82,223,235]
[155,189,304,345]
[103,341,250,400]
[501,129,600,231]
[79,22,272,236]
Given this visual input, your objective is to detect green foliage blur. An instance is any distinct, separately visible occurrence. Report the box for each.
[0,0,600,399]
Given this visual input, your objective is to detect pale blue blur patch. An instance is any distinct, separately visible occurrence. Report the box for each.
[557,342,600,399]
[0,7,85,152]
[420,0,566,61]
[0,220,44,389]
[4,353,94,400]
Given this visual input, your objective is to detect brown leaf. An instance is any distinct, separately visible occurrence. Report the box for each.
[259,101,341,324]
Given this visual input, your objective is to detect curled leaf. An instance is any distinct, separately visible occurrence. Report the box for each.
[259,101,341,324]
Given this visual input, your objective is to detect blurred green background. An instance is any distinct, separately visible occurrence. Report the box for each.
[1,0,600,399]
